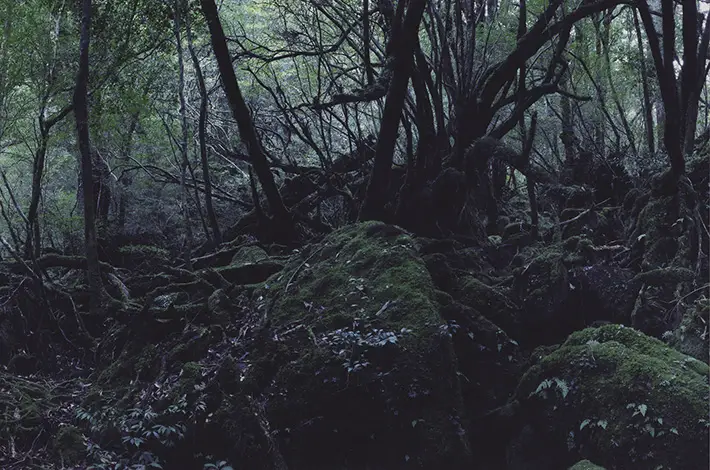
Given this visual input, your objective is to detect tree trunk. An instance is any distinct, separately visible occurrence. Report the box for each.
[187,11,221,245]
[359,0,427,221]
[173,1,195,269]
[633,9,655,157]
[200,0,292,233]
[74,0,103,314]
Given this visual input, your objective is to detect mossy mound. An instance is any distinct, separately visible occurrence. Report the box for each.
[511,324,709,469]
[254,221,472,469]
[667,296,709,363]
[569,459,606,470]
[456,276,522,340]
[512,249,579,344]
[116,244,171,273]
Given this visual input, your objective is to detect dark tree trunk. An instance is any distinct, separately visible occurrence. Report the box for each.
[633,9,655,157]
[74,0,103,314]
[186,12,221,246]
[117,112,139,234]
[200,0,292,233]
[359,0,427,222]
[173,1,194,270]
[363,0,374,85]
[25,103,73,259]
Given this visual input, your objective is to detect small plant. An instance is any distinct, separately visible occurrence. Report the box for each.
[204,460,233,470]
[76,394,194,468]
[531,377,570,399]
[320,325,411,373]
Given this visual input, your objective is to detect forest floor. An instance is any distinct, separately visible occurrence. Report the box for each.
[0,154,708,470]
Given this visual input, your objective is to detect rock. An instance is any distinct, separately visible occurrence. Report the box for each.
[509,324,709,469]
[569,459,606,470]
[207,288,233,323]
[53,425,84,465]
[216,260,284,285]
[512,250,577,344]
[252,221,472,469]
[231,245,269,266]
[456,276,522,341]
[667,297,709,363]
[568,265,640,325]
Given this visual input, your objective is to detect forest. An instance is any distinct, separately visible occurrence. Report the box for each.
[0,0,708,468]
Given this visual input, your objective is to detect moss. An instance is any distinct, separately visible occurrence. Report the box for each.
[667,297,710,362]
[118,244,170,258]
[457,277,520,336]
[180,362,202,383]
[134,344,158,380]
[231,245,269,266]
[54,425,84,464]
[263,221,441,344]
[631,193,695,268]
[254,221,471,468]
[632,267,696,286]
[515,324,709,469]
[569,460,606,470]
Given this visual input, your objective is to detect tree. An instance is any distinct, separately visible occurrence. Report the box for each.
[74,0,103,314]
[637,0,710,182]
[359,0,427,221]
[200,0,292,236]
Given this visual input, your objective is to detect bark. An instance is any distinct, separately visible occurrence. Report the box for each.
[362,0,374,85]
[200,0,292,233]
[186,12,221,245]
[173,2,195,270]
[117,112,139,233]
[359,0,427,222]
[633,9,655,157]
[74,0,103,314]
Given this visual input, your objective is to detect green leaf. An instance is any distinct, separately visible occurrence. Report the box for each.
[597,420,608,430]
[639,404,647,417]
[580,419,591,430]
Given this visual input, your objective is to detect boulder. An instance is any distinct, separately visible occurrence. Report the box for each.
[509,324,709,469]
[252,221,472,469]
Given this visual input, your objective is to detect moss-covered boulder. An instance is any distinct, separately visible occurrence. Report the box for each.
[512,249,580,344]
[568,265,639,325]
[231,244,270,265]
[509,324,710,469]
[53,424,84,465]
[569,459,606,470]
[456,276,522,340]
[216,246,284,284]
[253,221,472,469]
[667,296,709,363]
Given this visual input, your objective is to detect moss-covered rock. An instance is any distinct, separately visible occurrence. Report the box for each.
[117,244,171,273]
[568,265,639,325]
[456,277,521,340]
[667,296,709,363]
[510,324,710,469]
[252,221,472,469]
[231,245,269,266]
[512,249,579,344]
[53,424,84,464]
[568,459,606,470]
